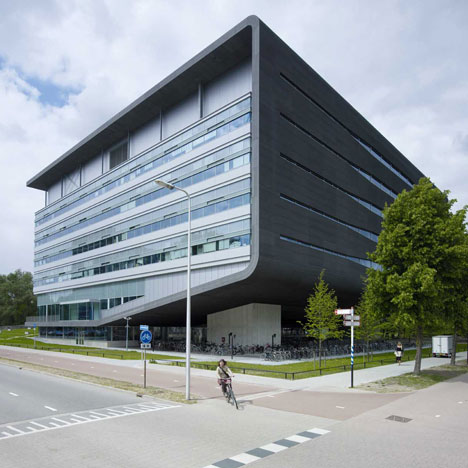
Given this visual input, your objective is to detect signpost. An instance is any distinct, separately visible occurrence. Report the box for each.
[336,308,360,388]
[140,328,152,388]
[334,308,353,315]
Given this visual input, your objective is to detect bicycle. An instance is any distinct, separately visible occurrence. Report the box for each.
[220,378,238,409]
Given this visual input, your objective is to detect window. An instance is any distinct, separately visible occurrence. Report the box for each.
[110,142,128,170]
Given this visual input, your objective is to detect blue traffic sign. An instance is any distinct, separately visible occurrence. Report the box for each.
[140,330,152,344]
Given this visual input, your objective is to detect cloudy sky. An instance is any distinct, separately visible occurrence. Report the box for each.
[0,0,467,274]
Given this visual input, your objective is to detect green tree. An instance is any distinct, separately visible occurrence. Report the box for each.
[355,290,384,362]
[299,271,343,367]
[366,178,468,375]
[0,270,36,326]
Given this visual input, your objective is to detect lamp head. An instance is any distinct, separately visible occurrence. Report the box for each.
[154,179,175,190]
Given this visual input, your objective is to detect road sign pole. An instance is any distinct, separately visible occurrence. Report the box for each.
[144,349,147,389]
[351,307,354,388]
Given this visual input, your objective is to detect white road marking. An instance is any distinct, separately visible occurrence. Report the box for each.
[71,414,90,421]
[336,405,345,409]
[173,379,179,382]
[230,453,260,464]
[89,411,110,418]
[287,435,311,443]
[90,366,94,369]
[9,392,18,397]
[44,406,57,412]
[0,402,179,441]
[51,417,71,425]
[308,428,330,435]
[260,443,288,453]
[239,389,291,402]
[6,426,24,434]
[458,401,463,404]
[435,415,441,418]
[122,407,140,413]
[30,422,48,429]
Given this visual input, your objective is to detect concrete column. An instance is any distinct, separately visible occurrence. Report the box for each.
[207,303,281,346]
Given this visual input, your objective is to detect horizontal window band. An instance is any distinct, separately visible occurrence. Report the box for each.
[280,153,383,217]
[280,113,397,199]
[280,194,378,242]
[280,235,380,270]
[34,234,251,287]
[35,148,251,247]
[36,125,251,239]
[34,193,251,268]
[279,72,412,186]
[35,219,251,278]
[34,178,251,261]
[36,97,252,226]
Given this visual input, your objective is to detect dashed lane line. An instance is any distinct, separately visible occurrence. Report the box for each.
[0,401,179,441]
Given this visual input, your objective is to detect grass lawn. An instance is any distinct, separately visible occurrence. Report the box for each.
[0,328,180,361]
[358,361,468,393]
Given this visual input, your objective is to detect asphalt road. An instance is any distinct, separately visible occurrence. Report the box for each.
[0,363,142,424]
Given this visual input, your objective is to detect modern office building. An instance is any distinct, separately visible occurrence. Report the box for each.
[26,16,424,346]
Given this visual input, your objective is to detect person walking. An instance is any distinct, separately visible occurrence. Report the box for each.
[395,342,403,365]
[216,359,234,398]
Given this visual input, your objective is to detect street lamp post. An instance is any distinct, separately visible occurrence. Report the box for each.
[124,316,132,351]
[155,179,192,400]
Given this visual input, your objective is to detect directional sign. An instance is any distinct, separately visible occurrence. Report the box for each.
[343,320,360,327]
[140,325,149,331]
[344,314,360,321]
[140,330,152,344]
[334,308,354,315]
[141,343,151,349]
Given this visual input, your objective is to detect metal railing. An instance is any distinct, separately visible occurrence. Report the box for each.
[25,315,60,323]
[164,350,437,380]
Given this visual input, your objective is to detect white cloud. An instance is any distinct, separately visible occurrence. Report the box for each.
[0,0,467,274]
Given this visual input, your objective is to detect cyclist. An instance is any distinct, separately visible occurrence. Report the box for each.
[216,359,234,398]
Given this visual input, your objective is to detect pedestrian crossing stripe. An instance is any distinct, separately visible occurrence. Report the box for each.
[202,427,330,467]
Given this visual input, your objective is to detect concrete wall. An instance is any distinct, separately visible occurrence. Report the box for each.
[207,303,280,346]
